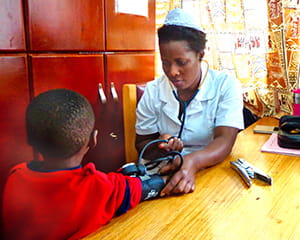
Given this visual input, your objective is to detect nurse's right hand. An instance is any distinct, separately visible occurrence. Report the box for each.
[158,133,183,152]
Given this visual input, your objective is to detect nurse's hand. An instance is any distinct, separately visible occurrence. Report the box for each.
[158,133,183,152]
[159,155,197,196]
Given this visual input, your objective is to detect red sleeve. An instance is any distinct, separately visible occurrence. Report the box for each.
[80,163,142,221]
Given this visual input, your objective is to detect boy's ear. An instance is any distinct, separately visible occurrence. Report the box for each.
[89,129,98,148]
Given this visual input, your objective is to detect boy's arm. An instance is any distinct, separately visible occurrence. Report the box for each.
[114,173,166,216]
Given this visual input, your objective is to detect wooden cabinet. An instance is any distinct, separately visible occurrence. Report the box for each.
[105,0,155,50]
[86,53,154,171]
[27,0,156,51]
[30,54,105,101]
[30,53,154,172]
[0,0,155,181]
[0,55,32,191]
[27,0,105,51]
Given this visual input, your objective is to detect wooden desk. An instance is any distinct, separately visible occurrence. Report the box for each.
[84,117,300,240]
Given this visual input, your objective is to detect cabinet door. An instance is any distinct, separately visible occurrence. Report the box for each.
[31,54,105,135]
[92,53,155,169]
[105,0,155,51]
[0,0,26,50]
[28,0,105,51]
[30,53,154,173]
[0,55,31,192]
[31,54,105,101]
[106,53,155,101]
[30,54,113,171]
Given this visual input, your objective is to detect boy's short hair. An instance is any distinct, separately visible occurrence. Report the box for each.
[26,89,95,159]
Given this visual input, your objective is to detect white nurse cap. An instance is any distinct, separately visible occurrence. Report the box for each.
[163,8,205,33]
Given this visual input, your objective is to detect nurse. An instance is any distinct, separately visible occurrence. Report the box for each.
[135,8,244,196]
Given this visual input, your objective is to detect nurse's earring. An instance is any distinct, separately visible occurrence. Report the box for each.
[199,51,205,61]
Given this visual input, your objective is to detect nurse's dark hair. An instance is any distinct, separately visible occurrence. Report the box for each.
[158,25,207,53]
[26,88,95,159]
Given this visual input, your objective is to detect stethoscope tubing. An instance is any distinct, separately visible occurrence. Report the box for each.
[169,60,209,139]
[172,89,199,139]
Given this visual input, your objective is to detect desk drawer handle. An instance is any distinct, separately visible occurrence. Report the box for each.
[110,82,118,102]
[98,83,107,104]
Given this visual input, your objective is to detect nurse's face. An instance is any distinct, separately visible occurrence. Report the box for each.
[159,40,202,91]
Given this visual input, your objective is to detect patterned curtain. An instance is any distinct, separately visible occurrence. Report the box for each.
[266,0,300,117]
[155,0,300,118]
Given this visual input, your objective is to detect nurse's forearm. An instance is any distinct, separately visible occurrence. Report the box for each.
[188,127,238,171]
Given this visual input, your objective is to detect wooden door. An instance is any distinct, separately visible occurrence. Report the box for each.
[0,0,26,50]
[30,54,105,124]
[105,0,155,51]
[0,55,31,193]
[88,53,155,170]
[27,0,105,51]
[31,54,109,168]
[105,53,155,101]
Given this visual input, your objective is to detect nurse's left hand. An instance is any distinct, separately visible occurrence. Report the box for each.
[159,155,197,196]
[158,133,183,152]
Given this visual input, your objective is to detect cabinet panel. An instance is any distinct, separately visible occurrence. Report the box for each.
[0,0,26,50]
[0,55,31,192]
[88,53,155,170]
[31,54,105,101]
[28,0,105,51]
[105,53,155,101]
[30,53,154,173]
[105,0,155,51]
[30,54,115,171]
[31,54,105,139]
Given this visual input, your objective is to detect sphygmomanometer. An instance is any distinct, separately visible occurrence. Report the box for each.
[118,138,183,201]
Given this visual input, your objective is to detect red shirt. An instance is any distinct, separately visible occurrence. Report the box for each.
[2,162,142,240]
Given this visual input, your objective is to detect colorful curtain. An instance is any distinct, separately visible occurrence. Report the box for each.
[155,0,300,117]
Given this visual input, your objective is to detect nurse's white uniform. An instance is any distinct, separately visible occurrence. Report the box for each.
[136,63,244,157]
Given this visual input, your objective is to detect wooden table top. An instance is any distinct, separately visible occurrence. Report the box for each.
[84,117,300,240]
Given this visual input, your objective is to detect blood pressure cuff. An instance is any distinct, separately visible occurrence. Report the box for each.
[117,163,165,201]
[277,115,300,149]
[139,174,165,201]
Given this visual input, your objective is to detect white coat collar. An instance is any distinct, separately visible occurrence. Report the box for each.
[159,61,216,104]
[156,62,217,125]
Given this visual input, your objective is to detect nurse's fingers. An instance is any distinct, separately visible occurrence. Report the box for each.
[167,137,183,151]
[159,162,177,175]
[173,181,195,194]
[160,170,186,196]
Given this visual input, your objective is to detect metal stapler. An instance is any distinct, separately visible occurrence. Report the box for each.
[230,158,272,187]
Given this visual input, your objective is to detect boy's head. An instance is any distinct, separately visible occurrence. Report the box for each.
[26,89,95,159]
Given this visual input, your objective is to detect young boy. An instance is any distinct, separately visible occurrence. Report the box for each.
[2,89,165,240]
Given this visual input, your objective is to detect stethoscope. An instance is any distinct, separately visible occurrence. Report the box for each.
[169,60,209,139]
